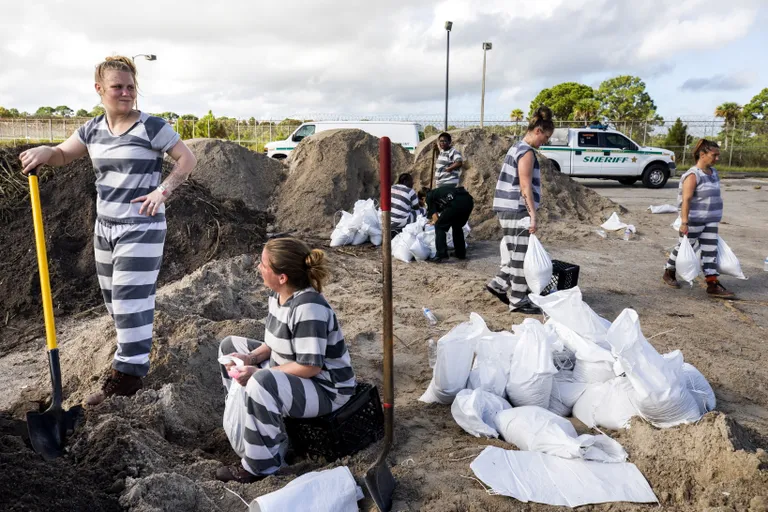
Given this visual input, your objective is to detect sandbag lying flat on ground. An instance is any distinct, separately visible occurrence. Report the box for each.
[505,320,557,408]
[717,236,747,279]
[601,212,628,231]
[250,466,362,512]
[648,204,677,214]
[470,447,658,507]
[572,377,640,430]
[523,234,553,295]
[420,313,490,404]
[548,370,588,417]
[530,288,612,345]
[495,406,627,463]
[451,388,512,438]
[468,331,518,397]
[607,309,702,428]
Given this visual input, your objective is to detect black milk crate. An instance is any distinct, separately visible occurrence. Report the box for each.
[284,382,384,461]
[541,260,580,295]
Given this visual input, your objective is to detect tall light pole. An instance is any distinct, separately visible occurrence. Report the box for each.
[444,21,452,132]
[480,42,492,129]
[131,54,157,110]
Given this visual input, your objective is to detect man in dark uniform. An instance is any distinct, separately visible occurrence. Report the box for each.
[427,185,474,263]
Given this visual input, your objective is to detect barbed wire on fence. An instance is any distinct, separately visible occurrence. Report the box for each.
[2,116,767,168]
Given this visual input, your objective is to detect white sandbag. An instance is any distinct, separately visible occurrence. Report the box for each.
[680,362,716,415]
[420,313,490,404]
[391,232,413,263]
[549,370,588,416]
[505,320,557,408]
[470,447,658,507]
[222,381,248,457]
[675,235,701,284]
[573,359,616,383]
[523,234,553,295]
[648,204,678,214]
[495,406,627,463]
[250,466,362,512]
[330,211,357,247]
[601,212,628,231]
[409,235,431,261]
[572,377,640,430]
[451,388,512,438]
[468,331,518,397]
[546,320,615,382]
[530,288,612,345]
[716,236,747,279]
[607,309,702,428]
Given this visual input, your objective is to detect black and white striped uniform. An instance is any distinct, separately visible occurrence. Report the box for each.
[488,141,541,308]
[435,147,463,187]
[218,288,356,476]
[666,167,723,276]
[78,112,180,377]
[390,184,419,229]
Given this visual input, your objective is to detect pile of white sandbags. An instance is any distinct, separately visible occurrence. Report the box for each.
[330,199,383,247]
[392,217,471,263]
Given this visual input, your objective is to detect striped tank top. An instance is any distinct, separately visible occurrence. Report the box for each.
[677,166,723,224]
[492,141,541,213]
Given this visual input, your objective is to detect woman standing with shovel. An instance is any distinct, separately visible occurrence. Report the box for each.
[20,56,197,405]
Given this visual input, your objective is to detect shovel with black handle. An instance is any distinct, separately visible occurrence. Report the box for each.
[364,137,396,512]
[25,167,82,460]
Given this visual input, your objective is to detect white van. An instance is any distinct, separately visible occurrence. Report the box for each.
[264,121,423,159]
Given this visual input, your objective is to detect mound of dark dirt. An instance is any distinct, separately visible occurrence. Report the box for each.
[0,145,271,353]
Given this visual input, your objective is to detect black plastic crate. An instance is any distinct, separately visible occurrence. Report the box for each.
[284,382,384,461]
[541,260,580,295]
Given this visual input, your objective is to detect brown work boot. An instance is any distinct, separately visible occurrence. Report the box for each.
[706,278,735,298]
[662,269,680,288]
[215,464,263,484]
[84,369,143,406]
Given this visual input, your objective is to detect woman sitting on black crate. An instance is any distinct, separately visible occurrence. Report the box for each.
[215,237,356,483]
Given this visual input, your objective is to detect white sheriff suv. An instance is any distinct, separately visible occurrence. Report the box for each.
[540,126,676,188]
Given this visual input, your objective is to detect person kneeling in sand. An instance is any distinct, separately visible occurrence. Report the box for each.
[215,237,356,483]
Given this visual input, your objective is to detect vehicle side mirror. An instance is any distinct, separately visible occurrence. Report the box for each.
[630,143,638,151]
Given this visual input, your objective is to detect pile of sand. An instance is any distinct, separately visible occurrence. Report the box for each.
[181,139,286,211]
[273,129,413,234]
[411,129,623,240]
[0,145,271,355]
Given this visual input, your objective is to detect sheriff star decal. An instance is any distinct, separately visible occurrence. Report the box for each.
[631,156,638,163]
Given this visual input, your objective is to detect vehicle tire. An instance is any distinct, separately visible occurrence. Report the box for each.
[272,154,287,160]
[642,164,669,189]
[551,161,561,173]
[618,177,638,185]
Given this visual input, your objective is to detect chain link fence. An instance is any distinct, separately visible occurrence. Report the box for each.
[2,116,767,169]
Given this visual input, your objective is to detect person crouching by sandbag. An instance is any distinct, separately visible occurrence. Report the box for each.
[662,139,735,298]
[390,172,421,234]
[215,237,356,483]
[426,185,474,263]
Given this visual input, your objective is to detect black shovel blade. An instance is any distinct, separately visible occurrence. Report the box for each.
[365,462,395,512]
[27,404,83,461]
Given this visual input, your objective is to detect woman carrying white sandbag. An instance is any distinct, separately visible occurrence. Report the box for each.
[662,139,735,298]
[486,106,555,314]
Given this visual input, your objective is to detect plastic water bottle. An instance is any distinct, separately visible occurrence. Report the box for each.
[623,227,631,241]
[427,339,437,368]
[422,307,438,326]
[764,256,768,271]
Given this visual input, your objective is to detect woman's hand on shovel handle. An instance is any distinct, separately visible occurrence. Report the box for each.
[19,146,57,175]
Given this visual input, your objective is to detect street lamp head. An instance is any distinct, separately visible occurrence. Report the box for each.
[445,21,453,31]
[146,54,157,61]
[482,42,492,50]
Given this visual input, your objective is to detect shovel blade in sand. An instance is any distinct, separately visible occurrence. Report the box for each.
[365,463,395,512]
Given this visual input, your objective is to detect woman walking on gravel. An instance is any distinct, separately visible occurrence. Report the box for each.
[486,106,554,313]
[662,139,734,298]
[19,56,197,405]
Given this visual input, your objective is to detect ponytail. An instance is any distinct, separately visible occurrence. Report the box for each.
[527,106,555,134]
[692,138,719,161]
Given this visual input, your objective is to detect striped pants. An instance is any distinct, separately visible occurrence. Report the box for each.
[487,212,530,308]
[665,221,719,277]
[218,336,348,476]
[94,220,166,377]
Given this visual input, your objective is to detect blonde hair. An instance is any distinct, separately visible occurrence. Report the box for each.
[95,56,138,91]
[265,238,330,293]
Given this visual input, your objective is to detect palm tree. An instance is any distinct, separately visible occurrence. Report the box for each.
[714,102,742,149]
[510,109,524,136]
[573,99,600,125]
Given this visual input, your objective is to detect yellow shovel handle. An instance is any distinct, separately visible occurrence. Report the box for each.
[28,169,57,351]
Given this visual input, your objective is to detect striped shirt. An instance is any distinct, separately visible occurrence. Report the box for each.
[678,166,723,224]
[390,184,419,228]
[265,288,356,397]
[435,147,463,187]
[77,112,180,224]
[493,141,541,213]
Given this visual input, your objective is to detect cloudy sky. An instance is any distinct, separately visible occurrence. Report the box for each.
[1,0,766,121]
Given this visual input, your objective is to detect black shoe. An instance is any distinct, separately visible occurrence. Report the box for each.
[486,285,510,305]
[430,255,449,263]
[511,298,542,315]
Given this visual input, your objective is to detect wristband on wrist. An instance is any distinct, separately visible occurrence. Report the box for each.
[157,184,169,196]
